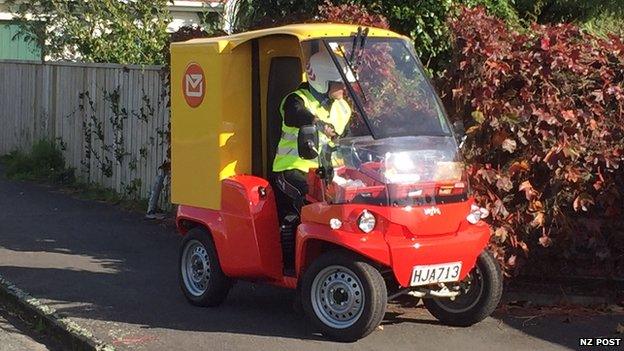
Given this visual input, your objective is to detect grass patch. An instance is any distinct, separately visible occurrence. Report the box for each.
[1,140,74,184]
[1,140,148,212]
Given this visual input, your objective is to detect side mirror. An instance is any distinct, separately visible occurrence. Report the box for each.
[298,124,319,160]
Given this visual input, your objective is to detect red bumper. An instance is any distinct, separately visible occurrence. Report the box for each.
[385,221,490,287]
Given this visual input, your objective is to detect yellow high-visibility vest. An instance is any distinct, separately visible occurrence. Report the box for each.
[272,88,351,173]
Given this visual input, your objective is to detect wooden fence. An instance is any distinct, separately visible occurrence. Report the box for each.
[0,59,170,203]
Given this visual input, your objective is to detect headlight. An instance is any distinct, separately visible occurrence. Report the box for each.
[466,204,489,224]
[358,210,376,233]
[329,218,342,230]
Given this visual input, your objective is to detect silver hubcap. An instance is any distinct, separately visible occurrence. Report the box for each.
[311,265,365,329]
[434,266,485,313]
[181,240,211,297]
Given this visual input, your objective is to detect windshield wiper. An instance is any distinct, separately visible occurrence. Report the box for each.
[349,27,369,70]
[349,27,361,63]
[355,27,369,70]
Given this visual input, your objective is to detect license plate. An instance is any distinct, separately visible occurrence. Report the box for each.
[410,262,462,286]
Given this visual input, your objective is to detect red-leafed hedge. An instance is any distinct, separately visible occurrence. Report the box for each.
[444,6,624,277]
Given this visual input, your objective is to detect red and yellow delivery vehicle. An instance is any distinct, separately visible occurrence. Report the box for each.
[170,23,502,341]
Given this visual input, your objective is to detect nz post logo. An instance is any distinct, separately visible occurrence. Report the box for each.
[183,62,205,108]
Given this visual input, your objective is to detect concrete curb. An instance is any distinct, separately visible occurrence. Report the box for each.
[0,274,115,351]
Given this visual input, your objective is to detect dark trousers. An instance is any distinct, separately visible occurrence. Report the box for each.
[273,169,308,220]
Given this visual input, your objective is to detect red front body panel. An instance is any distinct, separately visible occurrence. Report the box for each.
[298,201,490,287]
[177,176,491,289]
[384,220,490,287]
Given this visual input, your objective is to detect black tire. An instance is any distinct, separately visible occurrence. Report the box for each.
[301,251,387,342]
[179,227,232,307]
[423,250,503,327]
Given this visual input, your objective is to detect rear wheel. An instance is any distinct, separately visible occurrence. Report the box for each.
[179,227,232,306]
[423,250,502,326]
[301,251,387,342]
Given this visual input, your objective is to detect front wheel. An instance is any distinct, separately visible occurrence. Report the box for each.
[423,250,503,326]
[301,251,387,342]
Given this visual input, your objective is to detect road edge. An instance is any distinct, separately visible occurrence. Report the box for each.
[0,274,115,351]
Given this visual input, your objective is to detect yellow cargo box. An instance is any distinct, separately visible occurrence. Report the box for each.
[170,24,404,209]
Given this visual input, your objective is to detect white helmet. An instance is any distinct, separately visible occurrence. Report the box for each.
[305,49,356,94]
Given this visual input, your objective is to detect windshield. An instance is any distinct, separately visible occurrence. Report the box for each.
[326,136,467,206]
[301,37,452,139]
[299,35,464,206]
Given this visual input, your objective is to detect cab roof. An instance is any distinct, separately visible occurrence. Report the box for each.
[171,23,406,52]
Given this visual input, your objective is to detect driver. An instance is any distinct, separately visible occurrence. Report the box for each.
[272,49,354,218]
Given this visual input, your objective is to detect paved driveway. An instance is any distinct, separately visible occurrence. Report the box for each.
[0,169,620,350]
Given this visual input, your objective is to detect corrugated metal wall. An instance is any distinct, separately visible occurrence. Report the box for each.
[0,22,42,60]
[0,60,170,203]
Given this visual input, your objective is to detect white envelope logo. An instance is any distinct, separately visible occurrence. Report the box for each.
[185,73,203,97]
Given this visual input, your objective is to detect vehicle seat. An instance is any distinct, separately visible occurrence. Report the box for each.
[266,56,303,177]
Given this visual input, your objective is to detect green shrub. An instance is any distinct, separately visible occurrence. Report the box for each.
[3,150,33,180]
[6,0,172,64]
[515,0,624,37]
[581,9,624,38]
[2,140,74,183]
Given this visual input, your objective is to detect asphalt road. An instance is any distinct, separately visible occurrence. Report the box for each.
[0,169,621,351]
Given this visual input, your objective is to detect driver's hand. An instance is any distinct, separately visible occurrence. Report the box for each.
[322,123,337,138]
[313,119,337,139]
